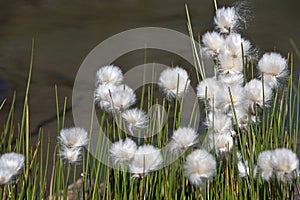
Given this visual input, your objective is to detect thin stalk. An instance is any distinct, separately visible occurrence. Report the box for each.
[185,4,206,80]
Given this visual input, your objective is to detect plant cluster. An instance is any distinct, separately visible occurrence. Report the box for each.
[0,1,299,199]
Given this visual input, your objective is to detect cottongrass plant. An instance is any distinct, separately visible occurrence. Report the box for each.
[58,127,88,149]
[202,31,224,57]
[129,144,163,177]
[169,127,198,154]
[257,52,288,89]
[158,66,190,100]
[94,65,136,113]
[258,148,299,182]
[0,153,24,185]
[58,127,88,164]
[0,1,299,199]
[196,77,221,100]
[183,149,216,186]
[244,79,273,112]
[110,138,137,169]
[107,84,136,112]
[94,84,117,110]
[95,65,123,86]
[203,132,234,155]
[197,3,290,160]
[214,6,238,34]
[205,111,233,134]
[193,1,298,198]
[121,108,149,136]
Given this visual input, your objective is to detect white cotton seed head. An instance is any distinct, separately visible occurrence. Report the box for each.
[228,85,247,108]
[229,106,249,129]
[108,84,136,111]
[263,74,280,89]
[0,167,14,185]
[59,146,82,164]
[95,65,123,86]
[0,152,25,177]
[183,149,216,186]
[257,53,288,88]
[258,53,287,76]
[58,127,88,148]
[257,150,273,181]
[218,50,244,75]
[214,7,238,34]
[203,132,233,155]
[271,148,299,182]
[169,127,198,153]
[197,77,222,100]
[129,145,163,175]
[215,85,246,113]
[158,67,190,100]
[205,111,233,134]
[223,33,251,57]
[218,73,244,86]
[94,84,117,110]
[202,31,225,57]
[110,138,137,168]
[57,128,87,164]
[244,79,273,111]
[122,108,149,135]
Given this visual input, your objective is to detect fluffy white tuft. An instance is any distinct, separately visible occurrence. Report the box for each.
[169,127,198,153]
[129,145,163,176]
[228,106,249,128]
[257,150,273,181]
[218,49,244,75]
[271,148,299,182]
[203,132,233,155]
[0,153,25,174]
[244,79,273,112]
[107,84,136,111]
[214,7,238,34]
[158,67,190,100]
[202,31,225,57]
[94,84,117,110]
[257,53,287,88]
[110,138,137,168]
[258,148,299,182]
[122,108,149,135]
[196,77,222,100]
[95,65,123,86]
[183,149,216,186]
[0,152,25,184]
[58,127,88,148]
[218,74,244,85]
[222,33,251,57]
[205,111,233,134]
[215,85,246,113]
[59,146,82,164]
[0,167,14,185]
